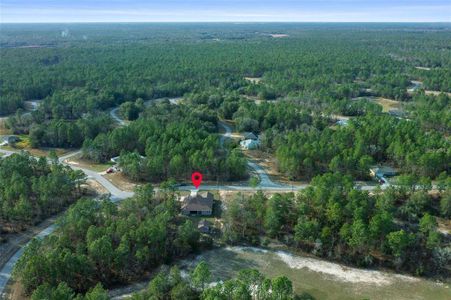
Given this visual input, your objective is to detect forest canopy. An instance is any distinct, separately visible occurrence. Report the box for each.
[0,152,85,233]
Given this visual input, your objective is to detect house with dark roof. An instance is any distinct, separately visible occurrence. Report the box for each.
[181,191,214,216]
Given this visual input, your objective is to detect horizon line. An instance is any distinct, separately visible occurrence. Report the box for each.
[2,21,451,24]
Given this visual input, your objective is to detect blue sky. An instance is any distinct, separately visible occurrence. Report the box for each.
[1,0,450,23]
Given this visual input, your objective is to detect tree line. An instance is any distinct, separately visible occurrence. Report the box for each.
[132,262,313,300]
[223,173,450,276]
[20,262,313,300]
[274,114,449,180]
[0,152,85,234]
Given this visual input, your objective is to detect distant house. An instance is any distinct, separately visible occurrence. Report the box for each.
[240,139,260,150]
[242,132,258,140]
[0,135,20,146]
[198,220,212,233]
[335,119,349,126]
[181,191,214,216]
[370,166,397,179]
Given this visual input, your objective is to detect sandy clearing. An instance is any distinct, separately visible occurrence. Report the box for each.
[425,90,451,97]
[415,66,431,71]
[244,77,262,84]
[65,154,112,172]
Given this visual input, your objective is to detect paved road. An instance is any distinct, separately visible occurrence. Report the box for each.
[58,151,135,200]
[0,224,56,297]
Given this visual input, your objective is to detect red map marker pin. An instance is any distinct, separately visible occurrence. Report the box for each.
[191,172,203,189]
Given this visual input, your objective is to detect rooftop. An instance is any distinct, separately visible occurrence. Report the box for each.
[181,191,214,213]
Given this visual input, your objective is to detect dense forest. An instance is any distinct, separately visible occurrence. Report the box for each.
[1,23,450,181]
[274,114,449,180]
[13,185,211,297]
[0,152,85,234]
[1,23,450,298]
[215,97,448,179]
[1,23,450,117]
[82,101,248,182]
[223,173,450,276]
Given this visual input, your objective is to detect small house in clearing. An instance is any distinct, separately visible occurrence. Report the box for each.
[181,191,214,216]
[240,139,260,150]
[370,166,397,180]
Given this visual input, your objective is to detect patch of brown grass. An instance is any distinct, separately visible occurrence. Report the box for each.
[425,90,451,97]
[373,97,402,113]
[104,172,137,192]
[4,279,28,300]
[437,217,451,235]
[65,154,112,172]
[27,148,71,158]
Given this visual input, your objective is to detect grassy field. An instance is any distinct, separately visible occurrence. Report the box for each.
[65,153,113,172]
[373,97,403,112]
